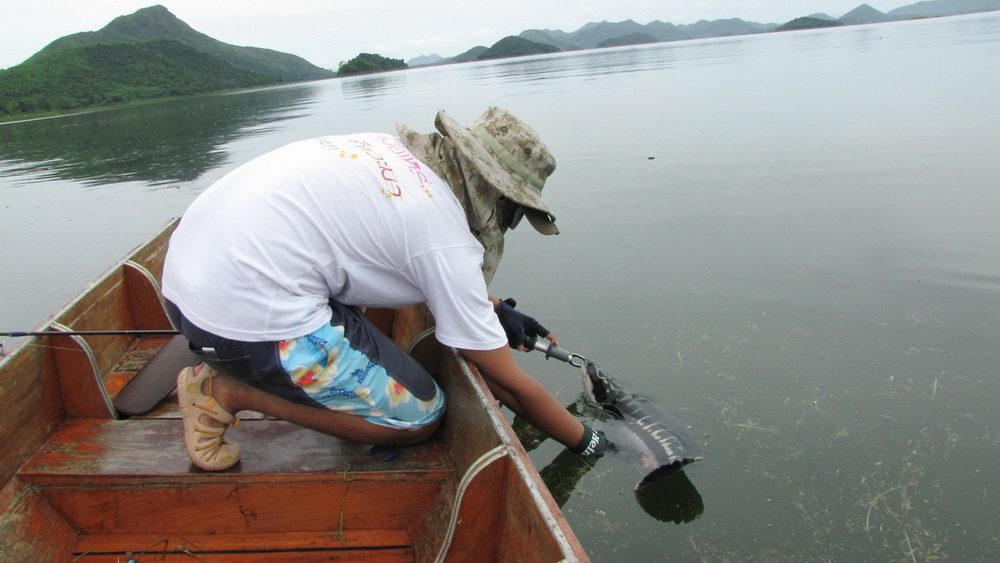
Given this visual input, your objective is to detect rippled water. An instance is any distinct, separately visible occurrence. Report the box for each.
[2,12,999,560]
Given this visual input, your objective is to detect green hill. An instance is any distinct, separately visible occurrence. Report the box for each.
[776,17,845,31]
[596,32,660,48]
[2,39,276,115]
[337,53,407,77]
[29,5,333,82]
[477,36,561,61]
[446,46,490,64]
[1,5,333,119]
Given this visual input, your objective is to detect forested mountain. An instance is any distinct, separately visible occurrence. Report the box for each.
[2,40,276,115]
[446,47,490,64]
[29,5,332,82]
[337,53,407,77]
[478,37,560,60]
[840,4,898,24]
[776,17,846,31]
[433,40,555,66]
[596,33,659,48]
[1,5,332,119]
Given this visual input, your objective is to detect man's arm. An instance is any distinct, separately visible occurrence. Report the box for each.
[459,345,584,448]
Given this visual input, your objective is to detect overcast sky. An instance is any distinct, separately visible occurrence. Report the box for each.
[3,1,903,70]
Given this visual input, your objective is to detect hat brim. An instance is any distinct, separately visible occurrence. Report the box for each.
[435,111,557,234]
[524,208,559,235]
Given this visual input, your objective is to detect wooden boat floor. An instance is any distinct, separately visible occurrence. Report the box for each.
[20,418,452,484]
[17,418,452,560]
[71,531,415,562]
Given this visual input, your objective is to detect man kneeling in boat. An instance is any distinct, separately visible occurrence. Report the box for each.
[162,107,610,471]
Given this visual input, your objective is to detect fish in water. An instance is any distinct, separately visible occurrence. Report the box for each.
[581,359,703,489]
[530,339,702,490]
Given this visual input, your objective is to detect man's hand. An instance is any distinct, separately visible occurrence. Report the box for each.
[495,298,557,350]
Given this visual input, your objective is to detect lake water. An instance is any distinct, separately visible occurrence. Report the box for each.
[2,12,999,561]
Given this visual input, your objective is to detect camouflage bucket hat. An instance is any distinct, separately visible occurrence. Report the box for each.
[435,107,559,235]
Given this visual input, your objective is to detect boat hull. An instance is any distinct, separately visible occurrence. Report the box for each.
[0,219,588,562]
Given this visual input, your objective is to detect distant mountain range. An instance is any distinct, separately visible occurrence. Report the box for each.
[3,0,997,120]
[408,0,1000,65]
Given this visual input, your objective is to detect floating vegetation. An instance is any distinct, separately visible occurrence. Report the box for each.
[857,430,950,561]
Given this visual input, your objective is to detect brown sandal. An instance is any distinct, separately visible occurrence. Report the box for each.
[177,365,241,471]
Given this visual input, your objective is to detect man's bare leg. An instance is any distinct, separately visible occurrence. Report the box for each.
[193,365,440,445]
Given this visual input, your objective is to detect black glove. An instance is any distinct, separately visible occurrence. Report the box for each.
[569,424,612,457]
[495,298,550,349]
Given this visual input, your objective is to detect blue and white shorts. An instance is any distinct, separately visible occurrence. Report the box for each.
[166,300,445,431]
[280,321,444,429]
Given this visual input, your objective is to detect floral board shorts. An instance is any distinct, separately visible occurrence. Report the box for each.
[281,321,444,429]
[166,299,445,431]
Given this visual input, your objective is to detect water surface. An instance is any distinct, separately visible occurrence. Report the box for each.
[2,13,999,560]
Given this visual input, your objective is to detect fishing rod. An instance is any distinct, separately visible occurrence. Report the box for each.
[1,329,180,337]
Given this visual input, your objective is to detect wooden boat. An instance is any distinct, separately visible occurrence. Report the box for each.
[0,219,589,562]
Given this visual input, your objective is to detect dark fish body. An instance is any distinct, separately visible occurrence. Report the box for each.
[528,339,702,489]
[583,360,702,489]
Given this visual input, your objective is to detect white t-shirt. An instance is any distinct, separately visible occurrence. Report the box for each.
[162,133,508,351]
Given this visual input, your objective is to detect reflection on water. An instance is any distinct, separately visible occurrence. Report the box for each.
[514,396,705,524]
[461,33,782,86]
[465,47,678,83]
[0,83,317,187]
[340,73,406,100]
[634,470,704,524]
